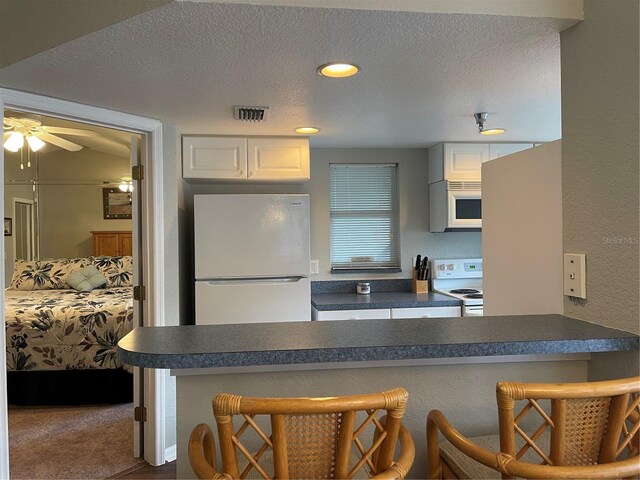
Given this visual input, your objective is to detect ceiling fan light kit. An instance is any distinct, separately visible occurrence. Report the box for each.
[26,135,46,152]
[474,112,506,135]
[3,114,98,153]
[4,131,24,152]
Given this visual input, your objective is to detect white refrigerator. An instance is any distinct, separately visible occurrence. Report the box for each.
[194,194,311,325]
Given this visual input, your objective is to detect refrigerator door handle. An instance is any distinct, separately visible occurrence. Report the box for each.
[200,277,307,285]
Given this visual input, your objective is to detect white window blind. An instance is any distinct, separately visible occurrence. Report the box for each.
[330,163,400,271]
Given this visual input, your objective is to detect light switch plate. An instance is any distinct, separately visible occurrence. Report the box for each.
[563,253,586,299]
[310,260,319,275]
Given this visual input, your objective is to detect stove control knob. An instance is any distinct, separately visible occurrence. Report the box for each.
[438,264,446,271]
[447,264,455,270]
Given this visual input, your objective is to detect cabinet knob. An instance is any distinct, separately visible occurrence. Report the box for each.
[248,171,254,177]
[239,170,244,176]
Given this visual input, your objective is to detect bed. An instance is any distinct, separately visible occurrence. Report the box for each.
[5,256,135,405]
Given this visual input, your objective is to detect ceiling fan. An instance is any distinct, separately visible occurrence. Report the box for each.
[3,114,99,153]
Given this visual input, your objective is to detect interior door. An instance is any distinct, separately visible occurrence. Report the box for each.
[130,135,143,457]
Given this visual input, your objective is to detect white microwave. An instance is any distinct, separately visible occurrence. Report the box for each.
[429,180,482,232]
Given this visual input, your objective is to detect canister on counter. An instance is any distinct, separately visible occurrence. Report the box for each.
[356,282,371,295]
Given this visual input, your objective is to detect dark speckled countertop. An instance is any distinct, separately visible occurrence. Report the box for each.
[311,291,461,310]
[118,315,639,370]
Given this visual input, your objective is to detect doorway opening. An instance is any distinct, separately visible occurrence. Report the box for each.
[0,89,168,479]
[3,109,145,478]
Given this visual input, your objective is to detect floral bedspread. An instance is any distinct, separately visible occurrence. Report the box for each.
[5,288,134,371]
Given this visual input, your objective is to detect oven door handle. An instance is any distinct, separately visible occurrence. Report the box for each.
[464,306,484,317]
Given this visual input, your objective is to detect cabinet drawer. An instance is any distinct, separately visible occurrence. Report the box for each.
[312,308,390,321]
[390,306,461,319]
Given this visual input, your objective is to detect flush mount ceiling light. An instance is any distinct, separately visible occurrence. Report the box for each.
[316,62,360,78]
[294,126,320,134]
[474,112,506,136]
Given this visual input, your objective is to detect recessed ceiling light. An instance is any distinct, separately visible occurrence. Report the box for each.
[294,126,320,134]
[317,62,360,78]
[474,112,506,136]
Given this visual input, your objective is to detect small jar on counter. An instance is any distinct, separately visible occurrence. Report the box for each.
[356,282,371,295]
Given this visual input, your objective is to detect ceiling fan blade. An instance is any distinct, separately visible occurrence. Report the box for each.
[41,126,99,137]
[36,132,83,151]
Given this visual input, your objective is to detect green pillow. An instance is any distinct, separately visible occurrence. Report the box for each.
[66,266,107,292]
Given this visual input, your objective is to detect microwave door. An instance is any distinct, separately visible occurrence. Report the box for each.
[448,191,482,228]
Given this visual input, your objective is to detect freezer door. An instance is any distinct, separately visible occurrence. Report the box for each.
[195,277,311,324]
[194,194,310,279]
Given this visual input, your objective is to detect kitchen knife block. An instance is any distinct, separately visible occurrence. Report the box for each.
[411,271,429,294]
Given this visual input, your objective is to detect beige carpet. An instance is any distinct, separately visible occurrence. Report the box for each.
[9,403,145,479]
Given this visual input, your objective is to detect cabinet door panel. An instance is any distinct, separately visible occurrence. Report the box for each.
[247,138,310,181]
[183,137,247,179]
[93,234,119,256]
[312,308,390,321]
[444,144,489,180]
[119,233,133,256]
[391,306,461,319]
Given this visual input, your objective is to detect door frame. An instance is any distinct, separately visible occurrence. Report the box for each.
[0,88,167,476]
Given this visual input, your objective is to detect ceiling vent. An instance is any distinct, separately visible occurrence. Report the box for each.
[233,106,269,122]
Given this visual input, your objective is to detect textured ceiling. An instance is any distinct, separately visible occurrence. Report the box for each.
[0,2,564,147]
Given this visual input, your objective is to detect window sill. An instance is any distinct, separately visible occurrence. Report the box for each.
[330,268,402,274]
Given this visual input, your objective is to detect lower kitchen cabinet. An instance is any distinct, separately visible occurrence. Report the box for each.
[312,308,390,321]
[312,306,461,321]
[391,306,461,318]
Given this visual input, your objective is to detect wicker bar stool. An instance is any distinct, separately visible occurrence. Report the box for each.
[189,388,415,479]
[427,376,640,479]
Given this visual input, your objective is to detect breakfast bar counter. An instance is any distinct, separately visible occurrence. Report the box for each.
[118,316,638,478]
[118,314,637,369]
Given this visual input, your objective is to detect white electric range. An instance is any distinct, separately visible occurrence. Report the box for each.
[431,258,483,317]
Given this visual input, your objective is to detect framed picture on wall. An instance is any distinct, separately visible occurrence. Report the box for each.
[4,218,11,236]
[103,188,132,219]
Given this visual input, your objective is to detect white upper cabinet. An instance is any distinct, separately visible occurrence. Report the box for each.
[183,136,247,180]
[428,143,489,182]
[183,136,310,182]
[247,138,310,181]
[488,143,535,160]
[429,142,536,183]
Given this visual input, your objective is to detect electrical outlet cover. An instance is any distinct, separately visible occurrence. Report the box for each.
[563,253,586,299]
[310,260,319,275]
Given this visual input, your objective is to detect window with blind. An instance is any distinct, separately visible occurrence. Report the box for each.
[330,163,400,272]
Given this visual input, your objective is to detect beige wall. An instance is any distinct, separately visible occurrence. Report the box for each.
[560,0,639,334]
[175,359,588,479]
[3,148,132,273]
[37,149,132,258]
[0,0,171,69]
[482,141,563,316]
